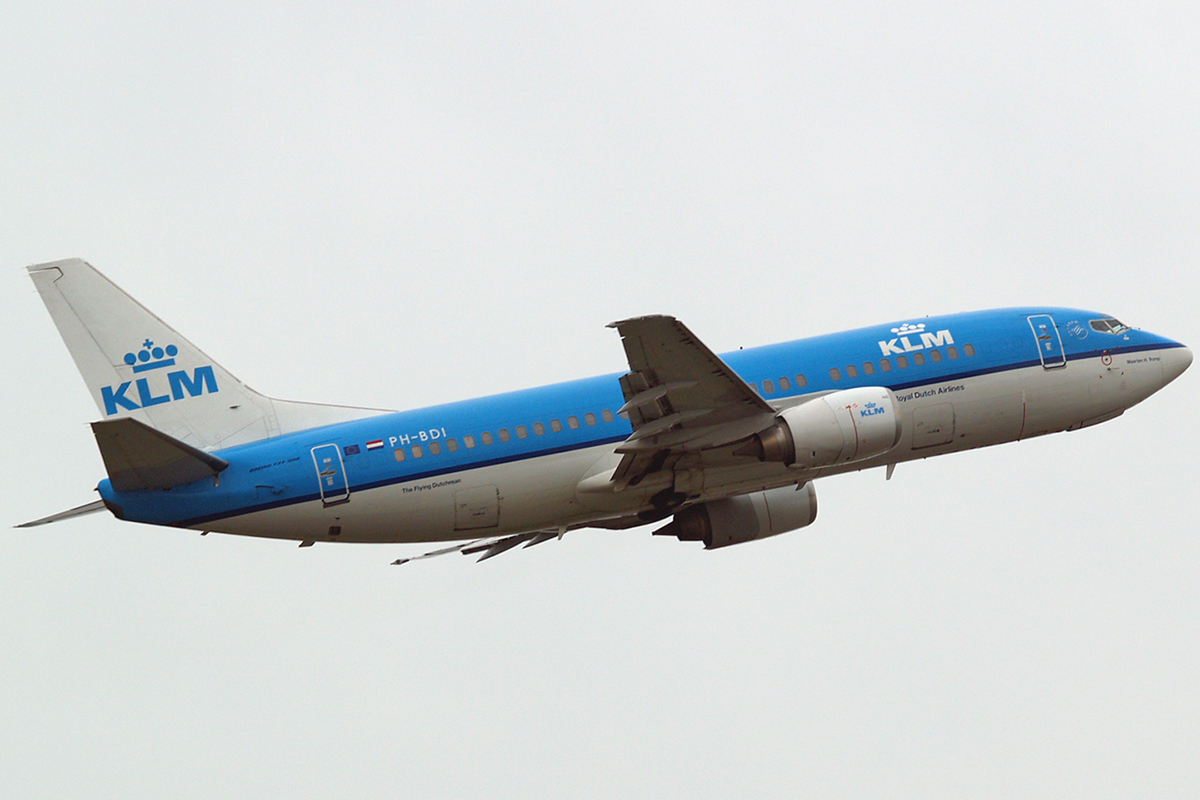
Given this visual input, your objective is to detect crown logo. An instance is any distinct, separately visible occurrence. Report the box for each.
[890,322,926,336]
[123,338,178,373]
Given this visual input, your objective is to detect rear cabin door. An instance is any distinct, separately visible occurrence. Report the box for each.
[1028,314,1067,369]
[311,444,350,506]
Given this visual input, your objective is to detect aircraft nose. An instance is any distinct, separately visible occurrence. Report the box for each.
[1162,345,1192,386]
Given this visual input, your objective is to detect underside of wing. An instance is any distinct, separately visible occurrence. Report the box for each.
[392,528,564,564]
[390,513,654,565]
[604,315,778,489]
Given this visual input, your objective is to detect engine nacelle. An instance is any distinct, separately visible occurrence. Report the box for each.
[653,483,818,549]
[738,386,902,468]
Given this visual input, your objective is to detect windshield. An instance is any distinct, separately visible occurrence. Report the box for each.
[1090,318,1130,335]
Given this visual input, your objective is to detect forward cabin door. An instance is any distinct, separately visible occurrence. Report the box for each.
[1028,314,1067,369]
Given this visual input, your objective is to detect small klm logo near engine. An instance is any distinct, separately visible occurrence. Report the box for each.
[859,401,886,417]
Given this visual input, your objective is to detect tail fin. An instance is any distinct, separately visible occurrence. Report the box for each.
[29,259,387,450]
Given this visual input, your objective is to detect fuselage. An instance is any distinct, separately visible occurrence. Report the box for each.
[98,307,1191,544]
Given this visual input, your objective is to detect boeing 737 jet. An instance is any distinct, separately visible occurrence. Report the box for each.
[20,259,1191,562]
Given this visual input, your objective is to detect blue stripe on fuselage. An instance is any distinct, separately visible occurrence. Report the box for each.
[102,306,1186,527]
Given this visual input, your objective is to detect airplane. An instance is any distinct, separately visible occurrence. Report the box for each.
[19,258,1192,562]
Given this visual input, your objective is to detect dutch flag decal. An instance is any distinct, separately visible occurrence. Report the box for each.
[366,440,384,451]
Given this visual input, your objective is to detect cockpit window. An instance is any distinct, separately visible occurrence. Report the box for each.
[1090,318,1130,335]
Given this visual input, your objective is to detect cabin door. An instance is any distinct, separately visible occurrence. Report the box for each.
[1028,314,1067,369]
[311,444,350,506]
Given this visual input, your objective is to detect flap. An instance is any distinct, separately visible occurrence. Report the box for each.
[608,315,774,427]
[91,418,229,491]
[605,315,777,487]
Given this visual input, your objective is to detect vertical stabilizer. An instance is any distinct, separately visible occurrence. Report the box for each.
[29,259,386,450]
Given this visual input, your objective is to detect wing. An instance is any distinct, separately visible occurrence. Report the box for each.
[390,515,651,566]
[604,315,778,489]
[396,316,783,565]
[392,529,563,564]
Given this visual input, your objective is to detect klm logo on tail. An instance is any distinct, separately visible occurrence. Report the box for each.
[101,338,219,415]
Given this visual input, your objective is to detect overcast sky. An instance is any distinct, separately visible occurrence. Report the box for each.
[2,2,1198,798]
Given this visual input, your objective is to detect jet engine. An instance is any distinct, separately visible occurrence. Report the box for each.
[737,386,902,468]
[654,483,818,549]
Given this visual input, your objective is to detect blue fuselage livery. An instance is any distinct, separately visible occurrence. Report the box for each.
[22,261,1191,561]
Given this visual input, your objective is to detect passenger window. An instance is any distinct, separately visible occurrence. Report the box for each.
[763,379,775,394]
[862,362,875,375]
[498,429,510,442]
[750,383,759,395]
[897,356,909,369]
[846,365,858,378]
[394,448,406,462]
[880,359,891,372]
[464,435,476,448]
[481,432,494,445]
[913,352,925,366]
[447,439,458,452]
[947,346,959,360]
[412,445,423,459]
[779,376,791,391]
[602,410,614,423]
[795,374,807,388]
[585,413,596,426]
[551,419,562,433]
[429,441,441,455]
[568,416,579,429]
[829,368,841,381]
[515,425,527,439]
[929,349,941,363]
[533,422,545,435]
[964,343,976,357]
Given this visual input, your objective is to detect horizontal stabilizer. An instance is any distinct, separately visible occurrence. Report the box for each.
[16,500,108,528]
[92,417,229,491]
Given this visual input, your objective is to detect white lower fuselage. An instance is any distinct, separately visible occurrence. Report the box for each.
[197,346,1179,545]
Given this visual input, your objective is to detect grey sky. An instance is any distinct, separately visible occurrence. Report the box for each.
[3,2,1198,797]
